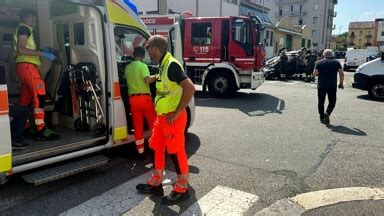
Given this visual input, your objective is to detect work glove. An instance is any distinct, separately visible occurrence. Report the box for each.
[338,83,344,89]
[43,48,54,53]
[43,52,56,61]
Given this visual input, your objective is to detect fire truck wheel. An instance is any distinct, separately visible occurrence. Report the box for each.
[208,72,235,98]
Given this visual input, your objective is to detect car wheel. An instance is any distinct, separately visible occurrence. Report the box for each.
[368,82,384,100]
[208,72,235,98]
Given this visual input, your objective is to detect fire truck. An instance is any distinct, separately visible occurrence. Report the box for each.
[143,14,265,98]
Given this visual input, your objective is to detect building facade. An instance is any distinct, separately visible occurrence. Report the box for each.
[374,18,384,51]
[269,0,337,51]
[348,21,375,49]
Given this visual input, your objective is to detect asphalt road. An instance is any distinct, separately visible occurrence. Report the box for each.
[1,72,383,215]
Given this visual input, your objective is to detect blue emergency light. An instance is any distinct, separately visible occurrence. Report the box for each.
[123,0,139,15]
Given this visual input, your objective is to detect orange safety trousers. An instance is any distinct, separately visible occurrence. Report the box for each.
[16,63,46,131]
[128,95,156,154]
[148,110,189,193]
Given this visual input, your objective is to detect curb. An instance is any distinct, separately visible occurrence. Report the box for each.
[255,187,384,216]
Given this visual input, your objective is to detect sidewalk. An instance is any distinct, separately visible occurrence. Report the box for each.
[255,187,384,216]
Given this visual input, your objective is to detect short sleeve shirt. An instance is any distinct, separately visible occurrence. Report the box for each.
[17,26,31,37]
[315,58,342,89]
[168,62,188,84]
[124,60,151,95]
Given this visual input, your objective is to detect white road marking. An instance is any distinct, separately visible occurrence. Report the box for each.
[180,185,259,216]
[59,171,175,216]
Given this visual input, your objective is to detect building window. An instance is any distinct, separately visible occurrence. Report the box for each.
[312,30,317,37]
[313,17,318,24]
[279,6,283,16]
[381,31,384,36]
[290,5,293,12]
[270,31,273,46]
[313,43,318,47]
[300,4,304,15]
[74,23,85,45]
[191,23,212,45]
[299,18,303,25]
[314,3,319,10]
[359,31,363,36]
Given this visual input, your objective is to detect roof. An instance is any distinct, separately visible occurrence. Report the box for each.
[348,21,375,29]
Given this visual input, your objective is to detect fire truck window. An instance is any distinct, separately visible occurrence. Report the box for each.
[232,20,252,45]
[191,23,212,45]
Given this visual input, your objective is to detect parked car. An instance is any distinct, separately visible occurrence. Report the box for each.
[344,49,368,71]
[263,51,300,80]
[352,52,384,100]
[334,51,346,59]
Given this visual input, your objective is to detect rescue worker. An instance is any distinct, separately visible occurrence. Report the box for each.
[136,35,195,205]
[9,104,29,151]
[304,50,317,82]
[278,51,288,79]
[124,46,156,158]
[13,9,60,141]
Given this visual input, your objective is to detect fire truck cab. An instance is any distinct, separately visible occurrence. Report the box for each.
[170,16,265,98]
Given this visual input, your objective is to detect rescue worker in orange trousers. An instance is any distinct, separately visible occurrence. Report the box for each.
[13,9,60,141]
[136,35,195,205]
[124,46,156,157]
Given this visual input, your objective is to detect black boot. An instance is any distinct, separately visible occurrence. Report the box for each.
[136,183,164,196]
[161,190,190,205]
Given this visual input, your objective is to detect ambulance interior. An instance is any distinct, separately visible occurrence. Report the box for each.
[0,1,112,165]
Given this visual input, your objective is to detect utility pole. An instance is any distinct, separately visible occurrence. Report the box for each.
[338,25,343,35]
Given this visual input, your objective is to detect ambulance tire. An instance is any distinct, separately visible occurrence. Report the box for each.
[208,72,236,98]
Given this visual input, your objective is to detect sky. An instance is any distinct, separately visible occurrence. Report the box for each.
[332,0,384,35]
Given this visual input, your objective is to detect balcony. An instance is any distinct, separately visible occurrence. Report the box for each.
[276,0,306,5]
[275,9,306,17]
[366,33,373,38]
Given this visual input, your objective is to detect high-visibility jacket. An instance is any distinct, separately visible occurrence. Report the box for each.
[155,52,183,115]
[13,23,41,66]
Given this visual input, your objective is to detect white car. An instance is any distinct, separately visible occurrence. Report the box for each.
[344,49,368,71]
[352,54,384,100]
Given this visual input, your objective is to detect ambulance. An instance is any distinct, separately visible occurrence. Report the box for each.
[0,0,195,185]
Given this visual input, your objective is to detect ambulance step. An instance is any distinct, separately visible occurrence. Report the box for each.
[22,155,109,186]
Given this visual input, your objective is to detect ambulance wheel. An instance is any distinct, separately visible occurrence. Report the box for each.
[208,72,235,98]
[92,123,106,137]
[74,118,89,131]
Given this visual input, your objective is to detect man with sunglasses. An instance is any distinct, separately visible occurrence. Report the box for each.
[136,35,195,205]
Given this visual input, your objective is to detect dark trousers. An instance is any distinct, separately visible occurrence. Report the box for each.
[9,104,29,143]
[318,88,337,118]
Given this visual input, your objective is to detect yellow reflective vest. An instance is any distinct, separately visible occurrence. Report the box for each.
[13,23,41,66]
[155,52,183,115]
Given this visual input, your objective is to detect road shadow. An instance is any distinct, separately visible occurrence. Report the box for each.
[150,185,199,215]
[195,91,285,117]
[326,125,367,136]
[357,94,384,103]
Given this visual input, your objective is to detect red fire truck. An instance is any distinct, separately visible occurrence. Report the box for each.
[143,15,265,98]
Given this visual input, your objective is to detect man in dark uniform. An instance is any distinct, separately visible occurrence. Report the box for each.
[304,50,317,82]
[313,49,344,124]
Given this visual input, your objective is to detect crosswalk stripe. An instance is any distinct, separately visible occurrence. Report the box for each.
[60,172,259,216]
[59,171,175,216]
[180,185,259,216]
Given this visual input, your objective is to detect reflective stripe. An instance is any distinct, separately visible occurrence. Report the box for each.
[0,154,12,172]
[114,82,121,99]
[147,169,163,186]
[0,90,9,115]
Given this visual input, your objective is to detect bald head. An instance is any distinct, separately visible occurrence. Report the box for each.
[323,49,333,58]
[146,35,168,55]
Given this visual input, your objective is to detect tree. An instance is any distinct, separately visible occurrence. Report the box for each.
[335,32,348,50]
